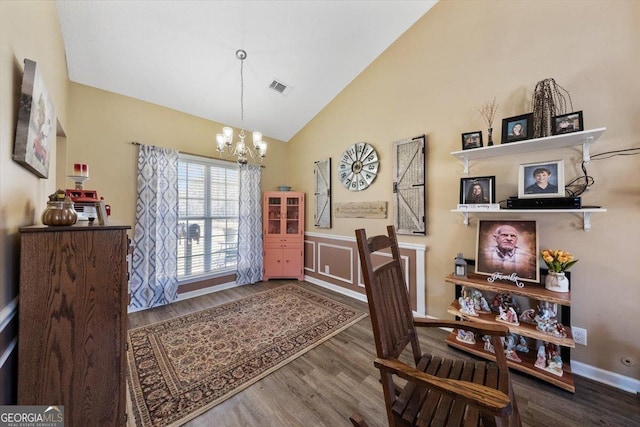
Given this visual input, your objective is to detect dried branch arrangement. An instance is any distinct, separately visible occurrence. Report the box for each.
[531,78,573,138]
[478,97,499,128]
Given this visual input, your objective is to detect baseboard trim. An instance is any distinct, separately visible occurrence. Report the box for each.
[176,280,244,301]
[571,360,639,394]
[305,275,639,394]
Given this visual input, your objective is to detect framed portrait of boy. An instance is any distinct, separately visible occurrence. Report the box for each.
[476,219,539,283]
[501,113,533,144]
[518,160,565,198]
[459,176,495,204]
[552,111,584,135]
[461,131,483,150]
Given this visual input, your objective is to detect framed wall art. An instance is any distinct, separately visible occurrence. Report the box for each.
[518,160,565,198]
[476,219,539,283]
[552,111,583,135]
[501,113,533,144]
[13,58,56,178]
[461,131,483,150]
[459,176,495,204]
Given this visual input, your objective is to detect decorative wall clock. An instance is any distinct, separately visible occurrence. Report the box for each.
[338,142,379,191]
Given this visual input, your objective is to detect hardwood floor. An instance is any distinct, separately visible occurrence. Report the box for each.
[127,280,639,427]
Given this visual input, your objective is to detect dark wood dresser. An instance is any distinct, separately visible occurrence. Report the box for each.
[18,223,131,426]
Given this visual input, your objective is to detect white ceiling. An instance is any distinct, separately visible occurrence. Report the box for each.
[55,1,436,142]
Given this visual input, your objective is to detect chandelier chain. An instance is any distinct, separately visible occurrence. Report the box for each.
[240,55,244,128]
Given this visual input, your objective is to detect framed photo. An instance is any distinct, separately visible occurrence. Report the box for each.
[552,111,583,135]
[501,113,533,144]
[476,220,539,283]
[459,176,496,204]
[12,59,55,178]
[518,160,565,198]
[461,131,483,150]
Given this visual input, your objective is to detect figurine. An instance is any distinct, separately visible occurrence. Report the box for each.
[496,305,520,325]
[545,343,564,376]
[504,334,521,362]
[519,308,536,325]
[515,335,529,353]
[456,329,476,345]
[470,288,491,313]
[534,344,547,369]
[458,288,478,317]
[482,335,495,353]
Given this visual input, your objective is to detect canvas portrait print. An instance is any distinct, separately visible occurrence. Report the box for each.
[13,59,55,178]
[476,220,539,283]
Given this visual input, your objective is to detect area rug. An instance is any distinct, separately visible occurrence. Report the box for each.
[126,284,367,427]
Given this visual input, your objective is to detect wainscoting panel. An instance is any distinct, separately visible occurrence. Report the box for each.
[317,243,353,284]
[303,240,316,272]
[304,232,426,314]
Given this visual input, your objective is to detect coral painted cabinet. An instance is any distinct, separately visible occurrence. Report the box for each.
[263,192,305,280]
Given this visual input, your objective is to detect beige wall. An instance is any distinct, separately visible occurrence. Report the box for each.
[0,1,69,403]
[66,83,290,228]
[288,0,640,380]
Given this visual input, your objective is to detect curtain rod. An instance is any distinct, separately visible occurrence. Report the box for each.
[130,141,265,167]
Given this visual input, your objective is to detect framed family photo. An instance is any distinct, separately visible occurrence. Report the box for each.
[476,219,539,283]
[459,176,496,204]
[501,113,533,144]
[12,59,55,179]
[552,111,584,135]
[518,160,565,198]
[461,131,483,150]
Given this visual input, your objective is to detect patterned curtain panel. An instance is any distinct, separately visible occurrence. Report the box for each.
[236,164,263,285]
[130,144,179,311]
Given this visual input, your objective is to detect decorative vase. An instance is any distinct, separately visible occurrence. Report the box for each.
[487,128,494,146]
[545,271,569,293]
[42,200,78,226]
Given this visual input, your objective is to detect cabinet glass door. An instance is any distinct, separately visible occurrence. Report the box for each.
[285,197,300,235]
[267,197,282,235]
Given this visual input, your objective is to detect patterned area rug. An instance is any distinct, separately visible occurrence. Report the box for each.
[127,284,367,427]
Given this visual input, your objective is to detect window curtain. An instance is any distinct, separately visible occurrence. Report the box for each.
[129,144,179,311]
[236,164,263,285]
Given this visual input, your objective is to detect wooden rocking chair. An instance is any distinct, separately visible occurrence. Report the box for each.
[352,226,521,427]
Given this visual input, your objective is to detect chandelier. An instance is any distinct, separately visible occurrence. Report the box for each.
[216,49,267,165]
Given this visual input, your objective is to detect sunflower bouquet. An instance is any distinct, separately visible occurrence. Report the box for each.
[540,249,578,273]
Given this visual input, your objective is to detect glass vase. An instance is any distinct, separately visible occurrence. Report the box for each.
[487,128,494,146]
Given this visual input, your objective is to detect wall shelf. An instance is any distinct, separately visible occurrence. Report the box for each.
[451,127,606,175]
[451,208,607,231]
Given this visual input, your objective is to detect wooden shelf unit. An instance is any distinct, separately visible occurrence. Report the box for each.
[445,273,575,392]
[445,332,575,392]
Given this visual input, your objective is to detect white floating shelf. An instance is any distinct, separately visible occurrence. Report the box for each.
[451,208,607,231]
[451,127,606,174]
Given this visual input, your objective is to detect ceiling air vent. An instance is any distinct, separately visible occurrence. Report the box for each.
[269,79,290,95]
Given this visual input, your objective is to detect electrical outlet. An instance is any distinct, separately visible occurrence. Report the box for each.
[572,326,587,346]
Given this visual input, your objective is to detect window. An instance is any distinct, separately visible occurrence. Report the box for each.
[177,154,239,282]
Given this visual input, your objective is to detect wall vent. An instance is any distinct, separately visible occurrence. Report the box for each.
[269,79,289,94]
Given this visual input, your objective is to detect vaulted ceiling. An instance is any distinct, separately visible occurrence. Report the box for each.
[55,1,437,142]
